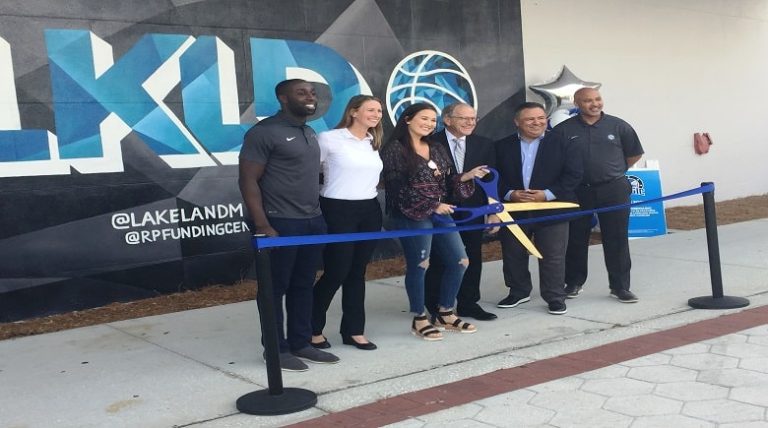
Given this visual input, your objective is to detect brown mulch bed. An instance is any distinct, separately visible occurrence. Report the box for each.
[2,194,766,341]
[665,195,768,230]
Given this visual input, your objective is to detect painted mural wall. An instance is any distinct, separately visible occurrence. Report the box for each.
[0,0,526,321]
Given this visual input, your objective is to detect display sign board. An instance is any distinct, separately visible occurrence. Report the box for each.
[627,167,668,238]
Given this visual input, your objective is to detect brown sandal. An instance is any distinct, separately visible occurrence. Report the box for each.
[434,310,477,334]
[411,315,443,341]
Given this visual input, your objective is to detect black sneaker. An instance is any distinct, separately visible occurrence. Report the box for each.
[497,295,530,308]
[548,301,567,315]
[564,285,583,299]
[610,289,639,303]
[263,352,309,372]
[292,346,340,364]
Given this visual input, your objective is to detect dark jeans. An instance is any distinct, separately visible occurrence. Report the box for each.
[500,220,569,304]
[265,215,326,353]
[565,177,632,291]
[312,197,382,337]
[425,222,484,314]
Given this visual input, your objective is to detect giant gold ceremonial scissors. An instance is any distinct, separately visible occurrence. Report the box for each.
[433,168,578,259]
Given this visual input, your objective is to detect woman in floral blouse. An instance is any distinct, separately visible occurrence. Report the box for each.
[381,103,489,341]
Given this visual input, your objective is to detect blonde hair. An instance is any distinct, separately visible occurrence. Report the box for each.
[335,95,384,150]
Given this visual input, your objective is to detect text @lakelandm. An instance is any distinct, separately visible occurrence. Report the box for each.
[111,203,249,245]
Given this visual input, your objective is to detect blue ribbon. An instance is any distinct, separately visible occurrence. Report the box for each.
[253,183,714,250]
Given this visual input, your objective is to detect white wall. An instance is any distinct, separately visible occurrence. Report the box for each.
[521,0,768,206]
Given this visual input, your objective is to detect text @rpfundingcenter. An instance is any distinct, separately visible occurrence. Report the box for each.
[111,204,249,245]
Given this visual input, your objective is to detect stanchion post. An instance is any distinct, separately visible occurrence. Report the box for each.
[253,242,283,394]
[236,235,317,415]
[687,183,750,310]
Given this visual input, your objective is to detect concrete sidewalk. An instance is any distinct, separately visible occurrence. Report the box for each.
[0,219,766,427]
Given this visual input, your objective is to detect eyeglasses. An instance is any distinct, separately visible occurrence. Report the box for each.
[450,116,477,123]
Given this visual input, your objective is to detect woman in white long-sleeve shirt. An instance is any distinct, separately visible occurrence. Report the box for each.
[310,95,384,351]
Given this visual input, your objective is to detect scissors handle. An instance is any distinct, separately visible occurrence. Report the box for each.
[472,168,501,202]
[432,203,504,224]
[431,167,502,224]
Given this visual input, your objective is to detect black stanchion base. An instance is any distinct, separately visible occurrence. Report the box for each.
[236,388,317,416]
[688,295,750,310]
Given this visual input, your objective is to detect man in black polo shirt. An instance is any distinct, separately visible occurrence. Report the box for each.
[552,88,644,303]
[239,79,338,371]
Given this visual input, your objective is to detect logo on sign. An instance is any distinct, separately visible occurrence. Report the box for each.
[385,50,477,125]
[627,175,645,196]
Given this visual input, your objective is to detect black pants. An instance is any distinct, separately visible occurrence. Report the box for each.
[311,197,382,336]
[424,222,483,314]
[565,177,632,291]
[499,221,568,304]
[266,216,326,353]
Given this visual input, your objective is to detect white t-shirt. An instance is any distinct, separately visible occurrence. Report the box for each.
[319,128,383,200]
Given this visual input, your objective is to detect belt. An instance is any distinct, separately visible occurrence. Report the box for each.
[581,176,624,188]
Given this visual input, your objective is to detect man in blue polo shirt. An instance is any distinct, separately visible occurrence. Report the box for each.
[239,79,338,371]
[552,88,644,303]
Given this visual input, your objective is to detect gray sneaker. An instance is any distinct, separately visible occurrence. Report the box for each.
[610,289,639,303]
[292,346,340,364]
[564,285,583,299]
[263,351,309,372]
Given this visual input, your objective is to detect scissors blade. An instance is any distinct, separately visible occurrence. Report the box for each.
[495,211,543,259]
[502,202,579,212]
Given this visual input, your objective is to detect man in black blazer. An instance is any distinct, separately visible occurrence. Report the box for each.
[424,103,498,321]
[494,102,582,315]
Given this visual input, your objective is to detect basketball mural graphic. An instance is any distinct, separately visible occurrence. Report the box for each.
[386,50,477,125]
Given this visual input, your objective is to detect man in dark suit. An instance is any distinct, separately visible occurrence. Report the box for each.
[495,102,582,315]
[424,102,498,321]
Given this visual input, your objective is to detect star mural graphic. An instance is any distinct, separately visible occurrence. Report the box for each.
[529,66,601,116]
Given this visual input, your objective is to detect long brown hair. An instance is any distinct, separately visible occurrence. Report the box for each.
[385,103,437,173]
[334,95,384,150]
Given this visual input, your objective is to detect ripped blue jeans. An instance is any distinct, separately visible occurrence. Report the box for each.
[391,214,468,314]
